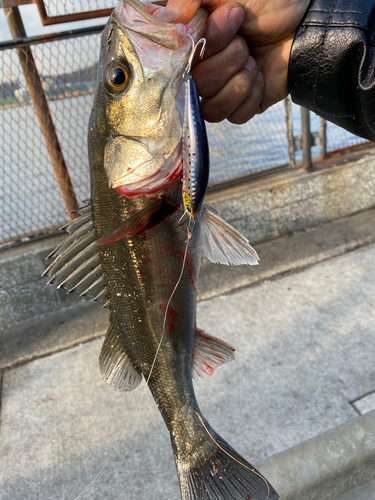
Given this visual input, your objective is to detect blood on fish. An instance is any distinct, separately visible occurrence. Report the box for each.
[204,363,214,376]
[167,307,177,320]
[246,494,252,500]
[178,251,196,292]
[159,303,178,322]
[167,324,174,331]
[165,162,182,182]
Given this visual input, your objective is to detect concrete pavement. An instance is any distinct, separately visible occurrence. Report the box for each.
[1,230,375,499]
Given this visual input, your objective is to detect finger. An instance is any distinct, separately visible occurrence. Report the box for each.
[164,0,203,24]
[192,36,250,98]
[200,66,258,123]
[227,72,264,124]
[187,5,244,75]
[200,4,245,59]
[164,0,244,28]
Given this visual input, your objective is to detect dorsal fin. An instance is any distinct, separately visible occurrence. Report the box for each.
[43,201,109,307]
[201,204,259,266]
[99,323,142,392]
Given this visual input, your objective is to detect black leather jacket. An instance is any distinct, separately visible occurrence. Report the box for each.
[288,0,375,141]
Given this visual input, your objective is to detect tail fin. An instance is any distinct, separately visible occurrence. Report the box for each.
[173,412,279,500]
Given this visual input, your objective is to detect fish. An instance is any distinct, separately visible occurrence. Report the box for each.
[43,1,279,499]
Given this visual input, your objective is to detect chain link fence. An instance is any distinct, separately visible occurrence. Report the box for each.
[306,109,368,159]
[41,0,114,16]
[1,31,100,245]
[0,2,371,248]
[326,120,368,153]
[207,102,289,184]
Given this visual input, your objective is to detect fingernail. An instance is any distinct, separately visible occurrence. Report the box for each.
[154,7,178,23]
[245,57,256,73]
[229,6,245,31]
[255,71,264,84]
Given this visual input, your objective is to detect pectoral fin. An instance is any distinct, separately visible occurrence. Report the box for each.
[201,204,259,266]
[95,196,178,246]
[99,323,142,392]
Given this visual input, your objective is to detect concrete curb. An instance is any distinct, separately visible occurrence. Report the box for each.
[258,410,375,500]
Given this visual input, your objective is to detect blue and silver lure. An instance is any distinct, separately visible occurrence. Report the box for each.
[181,37,209,237]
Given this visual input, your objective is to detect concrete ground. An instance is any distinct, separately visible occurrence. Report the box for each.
[1,215,375,499]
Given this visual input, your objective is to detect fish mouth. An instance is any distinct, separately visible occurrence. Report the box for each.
[105,0,207,197]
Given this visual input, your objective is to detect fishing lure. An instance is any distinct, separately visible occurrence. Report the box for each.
[182,37,208,237]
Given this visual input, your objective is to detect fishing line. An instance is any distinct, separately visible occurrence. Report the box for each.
[146,222,192,383]
[73,225,192,500]
[195,412,271,500]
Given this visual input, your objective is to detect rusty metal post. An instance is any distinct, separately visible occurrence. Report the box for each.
[284,96,295,168]
[4,6,79,218]
[301,107,312,169]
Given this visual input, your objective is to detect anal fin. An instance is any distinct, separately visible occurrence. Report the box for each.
[99,323,142,392]
[192,328,235,380]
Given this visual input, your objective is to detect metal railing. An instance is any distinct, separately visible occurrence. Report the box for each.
[0,2,372,249]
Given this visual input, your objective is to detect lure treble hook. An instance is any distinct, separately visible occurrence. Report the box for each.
[185,35,206,78]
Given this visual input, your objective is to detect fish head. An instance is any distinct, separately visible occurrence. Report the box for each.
[90,0,207,196]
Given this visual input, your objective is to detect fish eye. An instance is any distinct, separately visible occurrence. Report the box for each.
[106,62,130,94]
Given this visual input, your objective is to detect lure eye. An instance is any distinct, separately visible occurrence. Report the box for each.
[106,62,130,94]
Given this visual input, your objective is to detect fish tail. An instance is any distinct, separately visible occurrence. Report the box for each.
[172,411,279,500]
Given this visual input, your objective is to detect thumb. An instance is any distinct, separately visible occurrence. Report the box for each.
[162,0,204,24]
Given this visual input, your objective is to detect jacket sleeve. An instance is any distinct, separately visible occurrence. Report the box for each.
[288,0,375,141]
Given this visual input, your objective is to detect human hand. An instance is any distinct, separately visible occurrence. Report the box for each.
[159,0,310,123]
